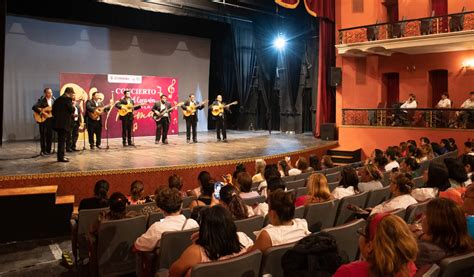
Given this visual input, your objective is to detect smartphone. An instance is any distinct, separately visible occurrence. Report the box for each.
[214,182,223,200]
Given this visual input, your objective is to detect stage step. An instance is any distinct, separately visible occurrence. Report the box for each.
[327,148,362,165]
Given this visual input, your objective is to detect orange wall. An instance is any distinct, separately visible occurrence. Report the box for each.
[336,0,387,29]
[398,0,432,20]
[448,0,474,14]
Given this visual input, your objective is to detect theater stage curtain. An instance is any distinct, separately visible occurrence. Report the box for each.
[275,0,300,9]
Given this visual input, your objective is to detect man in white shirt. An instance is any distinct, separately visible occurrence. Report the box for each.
[384,149,399,172]
[436,93,452,108]
[32,88,55,155]
[392,93,417,126]
[457,91,474,128]
[134,188,199,252]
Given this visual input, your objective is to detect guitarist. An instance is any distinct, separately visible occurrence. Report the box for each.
[115,90,141,147]
[32,88,55,156]
[66,94,82,152]
[211,95,228,143]
[85,92,109,149]
[181,93,205,143]
[152,94,172,144]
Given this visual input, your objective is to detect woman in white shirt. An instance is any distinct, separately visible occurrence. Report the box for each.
[370,173,417,215]
[250,190,310,253]
[332,167,359,199]
[411,162,451,202]
[252,159,266,183]
[358,164,384,192]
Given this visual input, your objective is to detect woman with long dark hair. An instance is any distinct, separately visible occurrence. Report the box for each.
[332,167,359,199]
[219,185,251,220]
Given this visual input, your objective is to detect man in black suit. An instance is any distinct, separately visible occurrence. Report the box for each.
[85,92,110,149]
[211,94,229,143]
[115,90,141,146]
[181,93,206,143]
[52,87,75,162]
[66,94,82,152]
[32,88,55,156]
[152,94,172,144]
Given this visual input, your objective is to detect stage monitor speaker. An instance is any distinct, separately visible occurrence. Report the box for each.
[320,123,336,141]
[330,67,342,87]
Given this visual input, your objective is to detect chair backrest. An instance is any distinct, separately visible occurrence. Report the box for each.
[243,195,266,206]
[324,166,343,175]
[334,192,369,226]
[77,207,109,260]
[325,172,340,183]
[295,187,308,198]
[439,251,474,277]
[190,250,262,277]
[294,206,305,219]
[382,171,391,186]
[157,227,200,269]
[125,202,155,213]
[147,212,165,228]
[182,208,191,218]
[182,196,197,209]
[365,186,391,208]
[328,181,339,192]
[234,216,264,241]
[305,199,340,229]
[322,219,366,261]
[294,171,312,181]
[405,201,429,224]
[413,176,425,188]
[260,243,295,277]
[389,208,407,219]
[422,264,440,277]
[97,215,147,276]
[285,179,306,190]
[281,175,296,183]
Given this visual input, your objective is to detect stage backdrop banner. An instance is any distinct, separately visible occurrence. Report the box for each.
[60,73,179,139]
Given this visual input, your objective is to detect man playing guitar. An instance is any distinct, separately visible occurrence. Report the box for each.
[115,90,141,147]
[211,95,231,142]
[32,88,55,156]
[85,92,110,149]
[152,94,172,144]
[181,93,207,143]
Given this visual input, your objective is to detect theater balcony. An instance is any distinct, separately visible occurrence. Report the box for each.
[336,10,474,57]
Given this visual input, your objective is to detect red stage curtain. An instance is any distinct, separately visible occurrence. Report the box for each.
[275,0,300,9]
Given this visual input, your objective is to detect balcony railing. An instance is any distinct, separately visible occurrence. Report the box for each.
[342,108,474,129]
[338,10,474,44]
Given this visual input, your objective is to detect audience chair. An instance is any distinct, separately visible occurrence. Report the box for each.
[182,196,197,209]
[281,175,296,183]
[285,179,306,190]
[413,176,425,188]
[295,187,308,198]
[325,172,340,183]
[156,228,199,270]
[75,207,108,262]
[328,181,339,192]
[365,186,391,208]
[405,201,429,224]
[147,212,165,228]
[389,208,407,219]
[234,216,265,241]
[294,206,305,219]
[190,250,262,277]
[97,215,147,276]
[322,219,366,261]
[304,199,340,229]
[334,192,369,226]
[294,171,312,181]
[260,243,295,277]
[324,166,344,175]
[125,202,155,213]
[181,208,191,218]
[439,251,474,277]
[243,195,266,206]
[381,171,391,186]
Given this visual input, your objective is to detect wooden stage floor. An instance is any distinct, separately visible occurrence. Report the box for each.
[0,131,335,177]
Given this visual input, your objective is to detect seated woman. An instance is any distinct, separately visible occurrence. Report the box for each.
[253,176,286,216]
[250,190,310,253]
[189,171,215,210]
[420,144,435,161]
[463,155,474,186]
[127,180,149,205]
[411,162,450,202]
[134,188,199,252]
[295,157,312,173]
[358,164,383,193]
[236,172,259,199]
[370,173,417,215]
[441,158,468,205]
[168,174,187,198]
[295,173,333,207]
[308,154,321,171]
[218,185,253,219]
[78,179,110,210]
[332,167,359,199]
[252,159,266,183]
[320,155,334,169]
[413,198,474,270]
[400,157,420,177]
[257,164,281,198]
[461,185,474,238]
[168,206,253,277]
[278,159,290,177]
[333,213,418,277]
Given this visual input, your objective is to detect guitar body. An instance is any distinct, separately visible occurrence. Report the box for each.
[211,106,224,117]
[182,106,196,117]
[118,104,134,117]
[89,107,104,121]
[33,106,53,123]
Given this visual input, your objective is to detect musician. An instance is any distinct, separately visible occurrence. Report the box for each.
[211,95,228,142]
[181,93,205,143]
[66,94,82,152]
[32,88,55,156]
[52,87,75,162]
[85,92,109,149]
[115,90,141,146]
[152,94,172,144]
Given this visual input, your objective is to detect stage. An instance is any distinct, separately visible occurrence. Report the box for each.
[0,131,337,204]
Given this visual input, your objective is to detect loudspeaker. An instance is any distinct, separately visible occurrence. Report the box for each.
[320,123,336,141]
[330,67,342,87]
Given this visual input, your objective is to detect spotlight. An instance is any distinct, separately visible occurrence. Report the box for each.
[273,35,286,50]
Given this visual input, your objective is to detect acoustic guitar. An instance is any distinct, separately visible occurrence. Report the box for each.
[182,99,209,117]
[211,101,238,117]
[88,101,119,121]
[33,106,53,123]
[153,102,184,122]
[118,102,146,117]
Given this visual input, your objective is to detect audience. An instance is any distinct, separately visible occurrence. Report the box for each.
[385,148,400,172]
[168,174,187,198]
[218,185,252,219]
[463,155,474,186]
[332,167,359,199]
[253,176,286,216]
[169,206,253,277]
[295,173,333,207]
[358,164,383,192]
[461,185,474,238]
[134,188,199,252]
[127,180,147,205]
[252,159,266,183]
[420,144,435,161]
[370,173,417,215]
[308,154,321,171]
[250,190,310,253]
[411,162,450,202]
[333,213,418,277]
[236,172,259,199]
[373,155,388,172]
[440,158,468,205]
[257,163,281,197]
[463,141,474,156]
[420,137,430,146]
[189,171,214,210]
[400,157,420,177]
[278,159,290,177]
[79,179,110,210]
[295,157,312,173]
[413,198,474,270]
[321,155,334,169]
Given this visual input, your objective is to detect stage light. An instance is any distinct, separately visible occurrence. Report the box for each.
[273,35,286,50]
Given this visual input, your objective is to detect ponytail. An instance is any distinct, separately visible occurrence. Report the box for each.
[227,194,248,220]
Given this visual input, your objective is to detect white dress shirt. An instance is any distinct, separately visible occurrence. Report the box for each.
[461,99,474,109]
[47,98,52,107]
[332,186,356,199]
[370,194,417,215]
[436,98,452,108]
[385,160,400,172]
[401,100,417,109]
[358,180,383,192]
[254,218,310,247]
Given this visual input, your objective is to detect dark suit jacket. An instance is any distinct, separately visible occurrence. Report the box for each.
[152,101,172,122]
[211,100,230,119]
[115,98,140,121]
[85,100,109,123]
[52,95,74,132]
[181,100,204,120]
[32,96,55,113]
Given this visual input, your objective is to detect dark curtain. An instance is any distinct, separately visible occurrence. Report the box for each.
[429,70,448,107]
[383,73,400,107]
[282,26,305,112]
